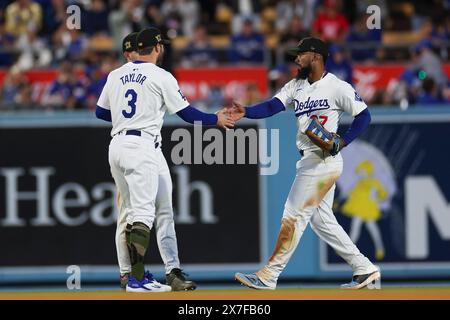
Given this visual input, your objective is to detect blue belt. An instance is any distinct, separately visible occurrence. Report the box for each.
[125,130,159,148]
[125,130,141,137]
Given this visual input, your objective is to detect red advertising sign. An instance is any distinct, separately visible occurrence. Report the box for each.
[175,67,269,102]
[352,64,450,101]
[353,64,406,101]
[1,64,449,105]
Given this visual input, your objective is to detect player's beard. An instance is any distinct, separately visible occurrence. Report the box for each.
[296,64,312,80]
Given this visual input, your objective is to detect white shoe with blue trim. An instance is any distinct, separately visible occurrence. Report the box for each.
[235,273,275,290]
[341,270,381,289]
[126,272,172,293]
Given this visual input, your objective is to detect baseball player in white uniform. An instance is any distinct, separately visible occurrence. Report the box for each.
[96,28,234,293]
[113,32,197,291]
[233,37,380,290]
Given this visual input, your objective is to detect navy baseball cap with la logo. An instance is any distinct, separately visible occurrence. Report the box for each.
[287,37,329,60]
[122,32,138,53]
[137,27,170,49]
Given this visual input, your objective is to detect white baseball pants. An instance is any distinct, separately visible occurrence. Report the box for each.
[111,132,180,274]
[114,147,181,275]
[109,132,159,228]
[257,150,377,288]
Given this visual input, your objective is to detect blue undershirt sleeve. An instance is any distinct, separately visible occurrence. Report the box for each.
[244,98,286,119]
[342,108,371,145]
[176,105,218,125]
[95,105,112,122]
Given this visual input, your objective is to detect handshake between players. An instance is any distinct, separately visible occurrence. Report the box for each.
[222,101,346,157]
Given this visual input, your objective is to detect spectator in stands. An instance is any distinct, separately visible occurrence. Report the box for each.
[0,66,32,110]
[84,55,116,110]
[228,0,265,35]
[39,0,66,40]
[5,0,42,37]
[142,1,173,72]
[228,17,265,65]
[84,65,106,110]
[383,77,409,107]
[209,1,234,35]
[0,20,16,67]
[82,49,103,73]
[109,0,143,52]
[385,39,449,107]
[227,0,263,16]
[416,77,446,105]
[4,0,51,68]
[231,13,262,37]
[143,1,165,29]
[83,0,110,36]
[384,46,431,107]
[312,0,349,42]
[52,25,88,64]
[181,24,217,67]
[428,15,450,59]
[269,63,291,92]
[429,16,449,42]
[414,39,448,88]
[161,0,199,37]
[326,43,353,84]
[43,62,85,109]
[197,0,218,26]
[15,28,52,69]
[276,0,317,32]
[279,15,310,46]
[279,15,310,63]
[347,14,382,62]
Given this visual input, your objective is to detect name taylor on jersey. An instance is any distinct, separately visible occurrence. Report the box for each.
[120,73,147,86]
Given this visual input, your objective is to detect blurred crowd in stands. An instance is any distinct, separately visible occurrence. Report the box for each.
[0,0,449,111]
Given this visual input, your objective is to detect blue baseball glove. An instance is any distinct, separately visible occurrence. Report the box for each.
[305,118,346,156]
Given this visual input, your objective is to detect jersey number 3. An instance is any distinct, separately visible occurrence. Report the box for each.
[122,89,137,118]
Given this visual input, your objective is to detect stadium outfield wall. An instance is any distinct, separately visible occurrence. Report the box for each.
[0,106,450,286]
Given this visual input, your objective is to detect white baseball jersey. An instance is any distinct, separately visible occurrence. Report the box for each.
[97,61,189,137]
[274,72,367,151]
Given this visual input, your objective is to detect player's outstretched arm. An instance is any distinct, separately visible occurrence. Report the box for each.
[176,105,234,129]
[229,98,286,122]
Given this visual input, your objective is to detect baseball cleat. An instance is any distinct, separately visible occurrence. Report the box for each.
[235,273,275,290]
[166,268,197,291]
[340,270,381,289]
[126,272,172,293]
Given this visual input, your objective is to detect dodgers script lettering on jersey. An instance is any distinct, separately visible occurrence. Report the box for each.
[97,61,189,137]
[274,72,367,152]
[293,96,331,116]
